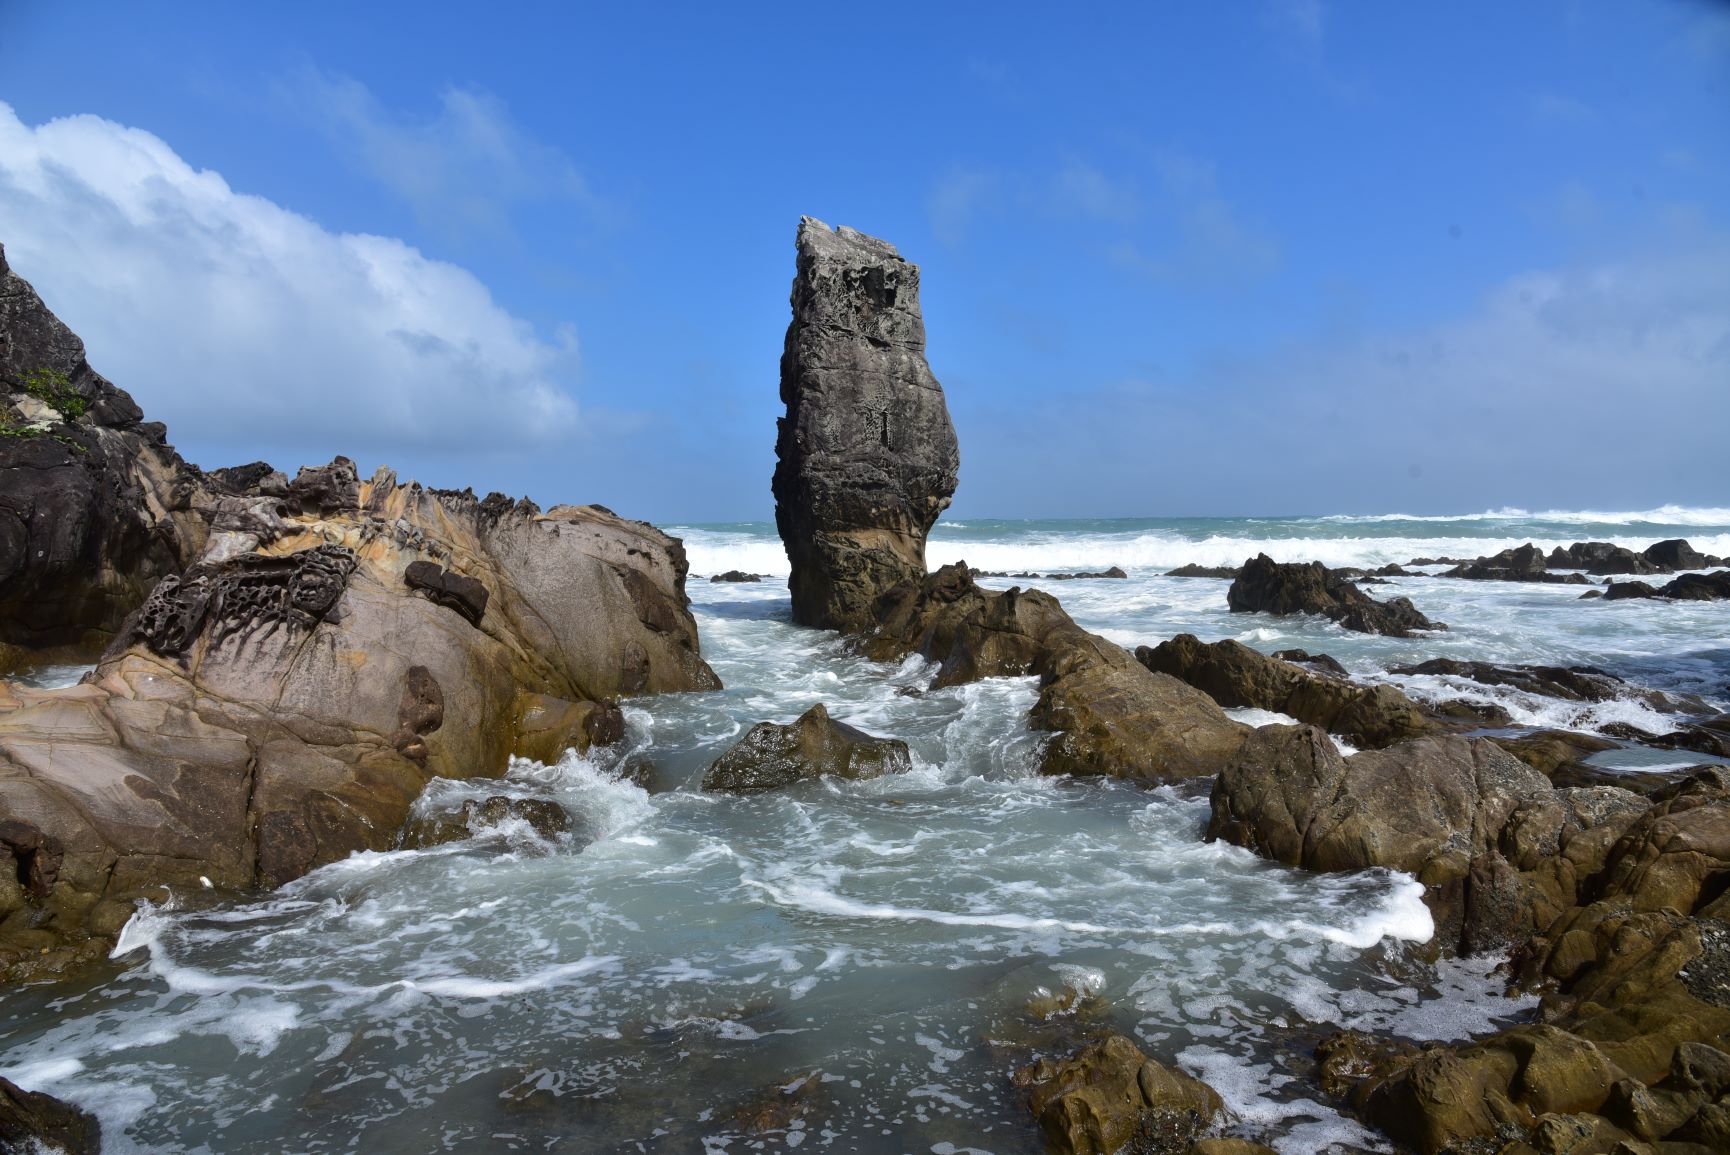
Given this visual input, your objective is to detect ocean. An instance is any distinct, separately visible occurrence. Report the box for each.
[2,508,1727,1152]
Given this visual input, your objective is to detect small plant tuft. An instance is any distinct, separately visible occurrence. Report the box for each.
[18,367,88,421]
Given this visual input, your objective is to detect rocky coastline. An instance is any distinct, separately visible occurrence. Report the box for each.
[2,222,1728,1154]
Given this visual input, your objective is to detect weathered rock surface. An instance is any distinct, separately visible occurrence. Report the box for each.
[0,244,209,665]
[1207,726,1654,953]
[1014,1032,1224,1155]
[399,795,574,849]
[1443,543,1588,584]
[1390,658,1711,715]
[1227,554,1445,637]
[1138,634,1437,748]
[701,703,910,793]
[772,217,959,633]
[0,1075,101,1154]
[1322,769,1730,1155]
[0,467,717,980]
[865,565,1250,784]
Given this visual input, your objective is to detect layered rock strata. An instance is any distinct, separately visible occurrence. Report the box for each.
[772,217,959,632]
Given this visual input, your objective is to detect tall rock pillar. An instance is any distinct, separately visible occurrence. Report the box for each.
[772,217,959,632]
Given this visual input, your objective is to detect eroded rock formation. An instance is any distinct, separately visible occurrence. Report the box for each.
[1227,554,1444,637]
[865,564,1250,784]
[0,464,719,980]
[772,217,959,632]
[0,243,208,666]
[1138,634,1437,749]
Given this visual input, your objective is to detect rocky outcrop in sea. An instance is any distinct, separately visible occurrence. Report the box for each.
[772,217,959,632]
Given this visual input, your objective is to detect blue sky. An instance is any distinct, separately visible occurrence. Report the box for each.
[1,1,1726,520]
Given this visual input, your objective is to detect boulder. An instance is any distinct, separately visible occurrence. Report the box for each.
[1138,634,1436,748]
[701,703,910,793]
[0,243,209,664]
[710,571,762,583]
[1031,655,1251,785]
[1644,540,1709,571]
[1227,554,1445,637]
[1013,1032,1223,1155]
[1604,580,1661,601]
[1660,572,1730,601]
[1206,727,1608,953]
[771,217,959,632]
[0,1076,100,1155]
[1549,542,1670,575]
[0,469,719,981]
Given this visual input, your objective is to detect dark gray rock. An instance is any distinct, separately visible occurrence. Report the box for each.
[772,217,959,633]
[1164,563,1240,578]
[1227,554,1445,637]
[701,703,911,793]
[1644,539,1709,570]
[404,559,489,625]
[0,1076,100,1154]
[0,243,208,658]
[710,571,762,583]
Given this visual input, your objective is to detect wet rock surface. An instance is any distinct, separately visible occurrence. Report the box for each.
[701,703,911,793]
[1390,658,1711,715]
[399,795,575,849]
[709,570,762,583]
[772,217,959,633]
[864,564,1249,784]
[0,1075,101,1154]
[1014,1032,1225,1155]
[1139,633,1437,748]
[1227,554,1445,637]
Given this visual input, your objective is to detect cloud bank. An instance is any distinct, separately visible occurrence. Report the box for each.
[0,101,578,464]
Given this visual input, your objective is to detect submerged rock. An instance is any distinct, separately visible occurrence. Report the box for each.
[772,217,959,633]
[0,1076,100,1155]
[0,243,209,664]
[701,703,911,793]
[1164,564,1240,579]
[1227,554,1445,637]
[399,795,575,849]
[1014,1032,1223,1155]
[1389,658,1710,714]
[1138,634,1436,748]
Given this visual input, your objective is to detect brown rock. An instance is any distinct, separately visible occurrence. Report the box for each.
[1138,633,1436,748]
[1227,553,1445,637]
[1015,1033,1223,1155]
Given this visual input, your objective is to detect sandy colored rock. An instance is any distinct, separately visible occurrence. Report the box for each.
[1138,633,1436,748]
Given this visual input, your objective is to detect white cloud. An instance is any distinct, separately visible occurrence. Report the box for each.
[0,101,579,458]
[290,70,596,245]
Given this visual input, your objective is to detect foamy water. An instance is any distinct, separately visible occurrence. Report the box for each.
[0,509,1724,1152]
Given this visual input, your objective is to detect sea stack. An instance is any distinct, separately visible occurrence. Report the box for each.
[772,217,959,632]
